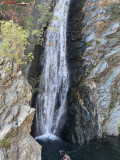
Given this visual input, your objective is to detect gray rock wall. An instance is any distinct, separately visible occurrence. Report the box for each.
[83,0,120,138]
[0,57,41,160]
[62,0,120,144]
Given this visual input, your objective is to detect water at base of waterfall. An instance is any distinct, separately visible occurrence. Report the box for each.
[35,133,59,141]
[36,137,120,160]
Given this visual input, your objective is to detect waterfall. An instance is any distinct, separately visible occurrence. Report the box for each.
[35,0,70,138]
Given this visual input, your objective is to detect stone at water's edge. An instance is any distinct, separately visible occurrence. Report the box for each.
[0,58,41,160]
[62,0,120,144]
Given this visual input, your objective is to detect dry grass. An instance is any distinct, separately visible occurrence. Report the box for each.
[95,21,110,33]
[99,0,117,6]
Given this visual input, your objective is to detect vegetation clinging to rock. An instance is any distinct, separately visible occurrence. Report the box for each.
[0,20,33,73]
[0,139,9,149]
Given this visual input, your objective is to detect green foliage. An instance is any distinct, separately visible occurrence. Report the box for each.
[110,3,120,19]
[0,20,28,60]
[0,1,53,45]
[28,52,34,62]
[31,3,62,45]
[0,0,35,20]
[118,118,120,133]
[38,3,53,24]
[3,67,9,72]
[0,139,9,149]
[0,20,33,72]
[20,14,34,32]
[110,100,115,109]
[86,33,90,36]
[32,29,41,37]
[102,112,106,117]
[75,54,82,60]
[86,42,91,47]
[96,39,101,44]
[32,3,53,44]
[87,69,92,75]
[94,75,100,82]
[29,75,44,93]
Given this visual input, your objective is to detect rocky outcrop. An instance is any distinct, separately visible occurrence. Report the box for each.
[0,57,41,160]
[62,0,120,144]
[83,0,120,138]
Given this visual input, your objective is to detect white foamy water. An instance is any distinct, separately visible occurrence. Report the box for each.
[35,133,58,141]
[35,0,70,137]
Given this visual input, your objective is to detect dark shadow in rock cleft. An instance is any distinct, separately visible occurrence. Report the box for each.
[28,45,45,138]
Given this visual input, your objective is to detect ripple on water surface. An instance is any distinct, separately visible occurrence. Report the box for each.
[36,137,120,160]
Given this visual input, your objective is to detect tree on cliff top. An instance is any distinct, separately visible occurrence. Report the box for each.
[0,20,33,73]
[0,0,35,23]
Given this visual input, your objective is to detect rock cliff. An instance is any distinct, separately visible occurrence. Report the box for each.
[62,0,120,144]
[0,57,42,160]
[0,0,56,158]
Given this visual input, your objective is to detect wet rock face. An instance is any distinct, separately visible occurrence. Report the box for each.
[0,58,41,160]
[62,0,120,144]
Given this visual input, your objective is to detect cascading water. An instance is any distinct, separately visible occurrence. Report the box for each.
[35,0,70,139]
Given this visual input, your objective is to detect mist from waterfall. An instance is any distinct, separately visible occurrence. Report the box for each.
[35,0,70,139]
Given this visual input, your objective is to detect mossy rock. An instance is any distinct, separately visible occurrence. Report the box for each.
[0,139,9,149]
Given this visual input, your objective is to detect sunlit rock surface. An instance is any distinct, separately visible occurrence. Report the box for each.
[0,58,41,160]
[62,0,120,144]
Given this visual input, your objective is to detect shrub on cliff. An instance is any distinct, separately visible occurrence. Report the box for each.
[0,139,9,149]
[0,0,35,22]
[0,20,33,73]
[110,3,120,19]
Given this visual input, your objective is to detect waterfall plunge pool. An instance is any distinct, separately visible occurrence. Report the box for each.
[36,136,120,160]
